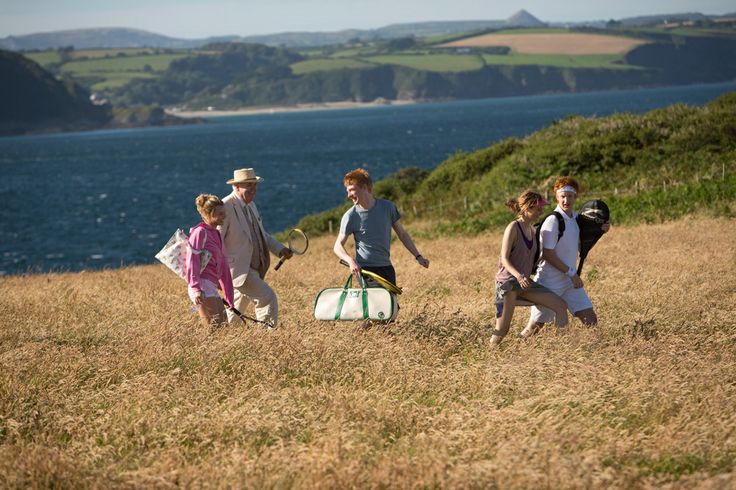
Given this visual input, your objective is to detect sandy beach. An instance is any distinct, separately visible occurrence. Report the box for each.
[167,99,416,119]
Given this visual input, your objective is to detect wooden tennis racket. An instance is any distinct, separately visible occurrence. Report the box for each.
[274,228,309,271]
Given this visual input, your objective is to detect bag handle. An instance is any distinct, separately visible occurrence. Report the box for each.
[342,273,367,290]
[334,274,369,320]
[190,226,208,254]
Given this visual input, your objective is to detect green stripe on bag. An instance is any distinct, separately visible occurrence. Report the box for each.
[335,289,347,320]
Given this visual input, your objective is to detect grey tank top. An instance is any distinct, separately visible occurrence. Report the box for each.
[495,221,538,283]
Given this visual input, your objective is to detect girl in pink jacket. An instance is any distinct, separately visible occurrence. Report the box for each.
[186,194,234,328]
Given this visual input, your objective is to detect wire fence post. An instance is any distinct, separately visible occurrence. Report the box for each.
[463,196,468,210]
[328,220,333,234]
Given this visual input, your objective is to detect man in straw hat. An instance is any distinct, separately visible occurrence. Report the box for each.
[219,168,292,327]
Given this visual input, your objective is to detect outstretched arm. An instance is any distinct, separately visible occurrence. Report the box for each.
[393,219,429,268]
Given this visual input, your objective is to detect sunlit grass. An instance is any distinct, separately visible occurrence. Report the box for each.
[1,217,734,487]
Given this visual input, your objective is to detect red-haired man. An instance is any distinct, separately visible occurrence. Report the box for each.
[333,168,429,289]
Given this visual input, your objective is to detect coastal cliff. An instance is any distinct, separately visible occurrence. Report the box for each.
[0,49,201,136]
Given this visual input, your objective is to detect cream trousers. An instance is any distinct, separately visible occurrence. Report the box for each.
[228,268,278,327]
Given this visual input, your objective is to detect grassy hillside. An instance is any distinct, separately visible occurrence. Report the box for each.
[1,48,202,135]
[1,218,735,487]
[291,58,376,75]
[0,49,111,135]
[361,53,486,72]
[59,53,186,91]
[23,48,189,92]
[479,53,635,69]
[295,93,736,236]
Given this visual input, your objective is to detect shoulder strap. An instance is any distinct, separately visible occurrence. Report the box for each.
[190,225,208,253]
[532,212,566,274]
[552,211,565,240]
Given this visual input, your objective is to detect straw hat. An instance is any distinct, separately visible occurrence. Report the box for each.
[227,168,264,185]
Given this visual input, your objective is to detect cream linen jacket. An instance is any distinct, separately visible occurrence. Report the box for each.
[219,191,285,288]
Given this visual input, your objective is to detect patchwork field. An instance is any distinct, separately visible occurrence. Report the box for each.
[440,32,648,55]
[290,58,377,75]
[22,49,187,92]
[84,72,159,91]
[480,53,635,69]
[23,48,165,67]
[364,53,485,72]
[1,217,735,487]
[58,53,185,76]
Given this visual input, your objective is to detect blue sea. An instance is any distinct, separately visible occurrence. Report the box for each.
[1,82,735,275]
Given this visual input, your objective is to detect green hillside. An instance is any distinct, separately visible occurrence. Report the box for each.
[0,49,110,135]
[23,48,188,92]
[293,93,736,236]
[0,49,202,136]
[19,27,736,110]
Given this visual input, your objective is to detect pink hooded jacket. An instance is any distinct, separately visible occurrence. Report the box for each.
[186,223,234,307]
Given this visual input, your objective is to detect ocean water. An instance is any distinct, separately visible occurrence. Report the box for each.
[1,82,735,275]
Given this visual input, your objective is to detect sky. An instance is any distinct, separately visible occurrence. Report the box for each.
[1,0,734,39]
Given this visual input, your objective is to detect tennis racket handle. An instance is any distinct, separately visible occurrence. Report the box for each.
[274,257,286,271]
[222,299,241,316]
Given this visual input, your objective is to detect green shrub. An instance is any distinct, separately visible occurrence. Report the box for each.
[294,94,736,236]
[373,166,430,201]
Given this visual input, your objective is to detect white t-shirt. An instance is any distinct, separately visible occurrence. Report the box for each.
[536,206,579,280]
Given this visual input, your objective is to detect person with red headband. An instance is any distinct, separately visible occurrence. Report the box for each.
[491,190,569,346]
[522,176,610,336]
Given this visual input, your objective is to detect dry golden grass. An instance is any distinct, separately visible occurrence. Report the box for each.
[1,217,735,488]
[440,33,647,55]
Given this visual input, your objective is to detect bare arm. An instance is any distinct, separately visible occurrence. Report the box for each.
[393,219,429,268]
[500,222,530,288]
[333,232,361,276]
[542,247,584,288]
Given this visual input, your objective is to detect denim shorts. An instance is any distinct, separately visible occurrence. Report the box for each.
[494,277,552,318]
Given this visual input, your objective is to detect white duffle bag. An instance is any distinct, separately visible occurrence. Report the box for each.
[314,275,398,321]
